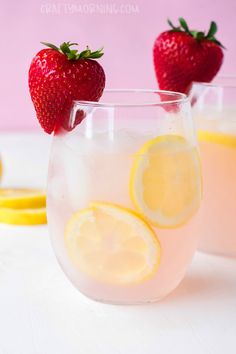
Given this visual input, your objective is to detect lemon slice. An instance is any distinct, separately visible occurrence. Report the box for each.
[0,188,46,209]
[0,207,47,225]
[198,130,236,147]
[129,135,202,228]
[64,202,161,285]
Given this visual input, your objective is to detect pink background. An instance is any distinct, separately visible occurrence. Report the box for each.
[0,0,235,131]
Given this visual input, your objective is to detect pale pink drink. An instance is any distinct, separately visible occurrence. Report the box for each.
[47,90,202,304]
[191,77,236,257]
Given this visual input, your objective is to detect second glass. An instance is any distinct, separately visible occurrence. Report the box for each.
[191,77,236,257]
[47,90,202,304]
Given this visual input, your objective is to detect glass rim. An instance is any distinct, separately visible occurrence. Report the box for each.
[73,89,188,108]
[192,75,236,89]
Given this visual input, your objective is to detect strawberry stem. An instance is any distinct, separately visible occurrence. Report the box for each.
[206,21,217,38]
[41,42,59,51]
[178,17,191,35]
[167,18,181,31]
[40,41,104,60]
[167,18,225,49]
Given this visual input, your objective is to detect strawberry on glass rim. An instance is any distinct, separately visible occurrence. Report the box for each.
[29,42,106,134]
[153,18,224,94]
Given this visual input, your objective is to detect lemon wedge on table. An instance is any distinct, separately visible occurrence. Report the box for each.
[64,202,161,285]
[0,188,46,209]
[0,188,47,225]
[198,130,236,147]
[0,207,47,225]
[129,135,202,228]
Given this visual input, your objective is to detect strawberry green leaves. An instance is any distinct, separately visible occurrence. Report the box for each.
[41,41,104,60]
[167,18,225,48]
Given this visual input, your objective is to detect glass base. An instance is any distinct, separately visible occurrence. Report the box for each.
[67,274,185,305]
[78,291,164,305]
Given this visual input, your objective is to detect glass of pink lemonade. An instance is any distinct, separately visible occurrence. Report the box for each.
[191,77,236,257]
[47,89,202,304]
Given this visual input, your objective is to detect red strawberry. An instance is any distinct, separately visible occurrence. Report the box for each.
[29,42,105,134]
[153,18,224,94]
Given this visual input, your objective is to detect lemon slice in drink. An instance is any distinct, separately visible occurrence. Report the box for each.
[129,135,202,228]
[0,207,47,225]
[0,188,46,209]
[64,202,161,285]
[198,131,236,147]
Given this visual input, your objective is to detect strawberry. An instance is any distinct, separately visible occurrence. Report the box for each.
[153,18,224,94]
[29,42,105,133]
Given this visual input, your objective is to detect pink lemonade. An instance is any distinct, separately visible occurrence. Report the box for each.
[47,131,201,303]
[191,78,236,257]
[47,91,202,304]
[193,130,236,257]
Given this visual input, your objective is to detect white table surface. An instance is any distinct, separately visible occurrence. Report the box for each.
[0,133,235,354]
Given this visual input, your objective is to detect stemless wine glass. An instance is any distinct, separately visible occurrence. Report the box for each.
[191,77,236,257]
[47,89,202,304]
